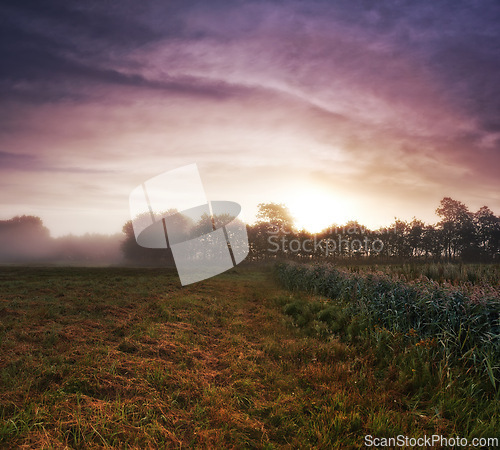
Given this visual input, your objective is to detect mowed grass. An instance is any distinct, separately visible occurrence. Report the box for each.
[0,265,497,448]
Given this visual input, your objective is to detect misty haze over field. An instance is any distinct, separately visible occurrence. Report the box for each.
[2,195,499,264]
[0,216,122,264]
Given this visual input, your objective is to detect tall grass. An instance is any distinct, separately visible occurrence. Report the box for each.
[275,262,500,389]
[358,262,500,285]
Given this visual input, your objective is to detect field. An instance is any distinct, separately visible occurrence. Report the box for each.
[0,264,498,448]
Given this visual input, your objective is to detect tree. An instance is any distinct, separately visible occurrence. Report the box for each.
[474,206,500,259]
[436,197,475,259]
[379,219,410,258]
[408,218,425,257]
[421,225,443,259]
[0,215,52,261]
[121,219,175,265]
[121,209,242,265]
[256,203,294,232]
[248,203,295,259]
[246,222,271,260]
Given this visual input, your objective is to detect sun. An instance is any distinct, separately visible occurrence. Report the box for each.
[286,188,353,234]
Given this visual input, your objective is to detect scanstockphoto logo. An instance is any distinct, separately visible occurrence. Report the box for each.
[129,164,249,286]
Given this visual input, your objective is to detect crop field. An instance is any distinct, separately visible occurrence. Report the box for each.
[352,262,500,286]
[0,264,499,448]
[276,262,500,382]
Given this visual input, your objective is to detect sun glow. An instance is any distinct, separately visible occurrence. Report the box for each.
[287,188,354,234]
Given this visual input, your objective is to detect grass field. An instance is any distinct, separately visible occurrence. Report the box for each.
[0,264,498,448]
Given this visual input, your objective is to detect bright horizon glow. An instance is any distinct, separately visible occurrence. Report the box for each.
[286,188,355,234]
[1,2,499,237]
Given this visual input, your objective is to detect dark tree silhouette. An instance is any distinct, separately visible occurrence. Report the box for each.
[244,197,499,262]
[474,206,500,259]
[251,203,295,259]
[121,220,175,266]
[436,198,475,259]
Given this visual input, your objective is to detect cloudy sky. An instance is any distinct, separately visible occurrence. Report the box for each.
[1,0,499,235]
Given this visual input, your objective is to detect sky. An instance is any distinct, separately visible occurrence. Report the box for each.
[1,0,499,235]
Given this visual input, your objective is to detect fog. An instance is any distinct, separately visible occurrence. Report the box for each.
[0,216,123,264]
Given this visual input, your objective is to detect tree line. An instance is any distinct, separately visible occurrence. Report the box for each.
[121,197,499,263]
[1,197,498,264]
[246,197,500,262]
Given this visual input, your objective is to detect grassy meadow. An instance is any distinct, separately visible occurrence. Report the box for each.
[0,263,498,448]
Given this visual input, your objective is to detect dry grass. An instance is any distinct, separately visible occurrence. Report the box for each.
[0,265,497,448]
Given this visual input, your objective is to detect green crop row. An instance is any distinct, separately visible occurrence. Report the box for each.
[275,262,500,389]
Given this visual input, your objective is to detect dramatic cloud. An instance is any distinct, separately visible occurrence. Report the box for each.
[0,0,499,235]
